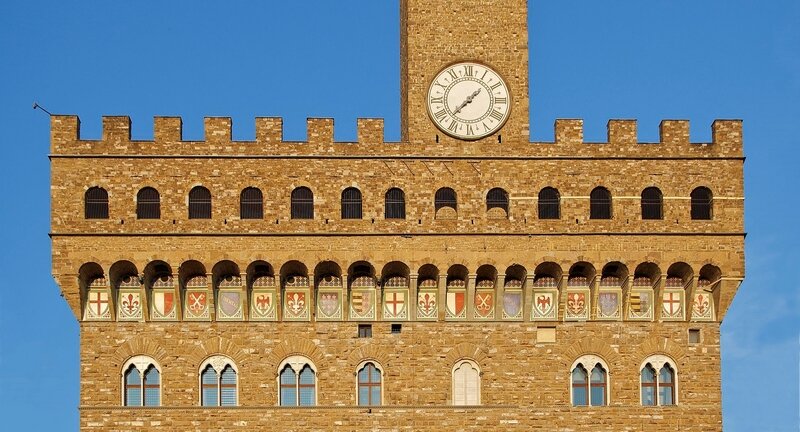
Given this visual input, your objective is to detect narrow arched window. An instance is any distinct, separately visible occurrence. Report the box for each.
[240,187,263,219]
[590,187,612,219]
[590,365,607,406]
[691,187,713,220]
[641,364,657,406]
[658,364,675,405]
[291,187,314,219]
[435,187,457,212]
[136,187,160,219]
[538,187,560,219]
[385,188,406,219]
[571,365,588,406]
[143,365,160,406]
[341,187,363,219]
[200,356,237,407]
[188,186,212,219]
[124,366,141,406]
[452,360,480,406]
[357,362,382,406]
[641,187,663,220]
[279,356,317,406]
[486,188,509,215]
[122,356,161,407]
[85,187,109,219]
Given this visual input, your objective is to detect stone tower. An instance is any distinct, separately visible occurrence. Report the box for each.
[50,1,744,430]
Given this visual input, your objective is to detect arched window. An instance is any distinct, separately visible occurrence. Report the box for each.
[188,186,212,219]
[641,187,663,220]
[240,187,263,219]
[452,359,480,405]
[691,187,713,220]
[122,355,160,407]
[385,188,406,219]
[136,187,160,219]
[435,187,457,212]
[341,187,363,219]
[291,187,314,219]
[486,188,509,215]
[85,187,109,219]
[278,356,317,406]
[357,362,382,406]
[538,187,560,219]
[199,355,237,407]
[590,187,612,219]
[641,355,677,406]
[571,356,609,406]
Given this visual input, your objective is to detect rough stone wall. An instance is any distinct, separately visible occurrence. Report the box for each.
[79,321,722,431]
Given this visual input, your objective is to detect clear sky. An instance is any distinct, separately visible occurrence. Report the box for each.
[0,1,797,430]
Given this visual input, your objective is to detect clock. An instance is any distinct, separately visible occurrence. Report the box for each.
[427,61,511,141]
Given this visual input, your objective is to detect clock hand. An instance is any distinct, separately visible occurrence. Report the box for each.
[453,88,483,115]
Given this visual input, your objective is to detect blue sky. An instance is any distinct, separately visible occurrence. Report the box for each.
[0,1,798,430]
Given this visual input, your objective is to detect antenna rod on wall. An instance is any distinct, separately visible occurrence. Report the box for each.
[32,102,52,116]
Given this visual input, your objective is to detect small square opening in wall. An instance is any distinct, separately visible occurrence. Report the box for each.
[688,328,701,344]
[358,324,372,338]
[537,326,556,343]
[391,323,402,334]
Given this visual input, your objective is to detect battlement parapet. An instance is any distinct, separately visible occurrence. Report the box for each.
[50,115,743,158]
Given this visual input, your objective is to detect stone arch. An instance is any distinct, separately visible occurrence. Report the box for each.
[347,343,393,371]
[443,342,489,371]
[112,335,169,369]
[186,336,247,369]
[562,337,620,369]
[632,337,688,366]
[264,337,327,376]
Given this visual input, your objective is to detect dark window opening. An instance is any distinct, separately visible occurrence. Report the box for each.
[434,187,457,212]
[358,324,372,338]
[341,187,363,219]
[385,188,406,219]
[590,187,612,219]
[240,187,264,219]
[538,187,560,219]
[85,187,109,219]
[641,187,663,220]
[390,323,402,334]
[486,188,509,214]
[291,187,314,219]
[690,187,713,220]
[136,187,160,219]
[188,186,212,219]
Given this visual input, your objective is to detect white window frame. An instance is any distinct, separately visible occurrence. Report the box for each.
[451,359,482,406]
[198,355,238,407]
[639,354,678,406]
[570,355,611,406]
[121,355,161,407]
[277,355,318,406]
[355,360,385,406]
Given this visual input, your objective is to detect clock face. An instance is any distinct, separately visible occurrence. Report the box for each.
[427,61,511,140]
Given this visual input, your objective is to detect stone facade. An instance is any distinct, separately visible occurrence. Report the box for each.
[50,0,744,430]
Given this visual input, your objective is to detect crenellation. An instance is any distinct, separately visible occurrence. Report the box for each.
[357,118,385,145]
[554,119,583,146]
[50,115,80,153]
[102,116,131,143]
[154,116,183,143]
[659,120,691,146]
[255,117,283,143]
[203,117,232,143]
[307,117,334,146]
[712,119,744,155]
[607,119,638,146]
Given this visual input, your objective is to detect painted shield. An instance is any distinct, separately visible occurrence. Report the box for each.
[567,292,586,315]
[630,291,652,315]
[446,291,466,317]
[252,292,273,316]
[384,291,406,318]
[534,292,555,317]
[186,291,208,318]
[87,291,110,318]
[219,291,241,317]
[598,292,619,318]
[474,292,494,318]
[662,292,682,317]
[286,291,307,317]
[351,290,373,315]
[503,291,522,318]
[153,291,175,317]
[319,291,340,318]
[692,293,712,319]
[119,292,142,318]
[417,291,437,318]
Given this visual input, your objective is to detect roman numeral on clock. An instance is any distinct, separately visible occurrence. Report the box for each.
[464,65,473,76]
[430,96,443,105]
[495,97,507,104]
[489,109,504,121]
[447,120,459,132]
[434,109,447,122]
[465,124,475,136]
[490,82,502,91]
[448,69,459,80]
